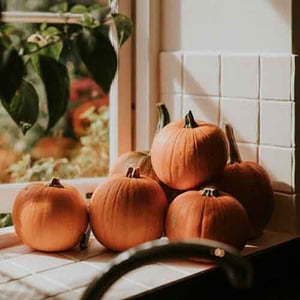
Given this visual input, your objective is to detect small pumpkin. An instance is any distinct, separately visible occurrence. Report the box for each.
[110,103,181,202]
[30,134,78,161]
[165,187,250,250]
[110,102,170,178]
[12,177,89,252]
[89,167,168,252]
[218,124,274,239]
[151,110,229,190]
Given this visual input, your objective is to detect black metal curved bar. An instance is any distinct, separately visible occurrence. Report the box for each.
[80,238,253,300]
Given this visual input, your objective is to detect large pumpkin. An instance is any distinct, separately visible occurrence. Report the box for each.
[12,177,89,252]
[151,110,229,190]
[89,167,168,252]
[218,124,274,239]
[165,187,250,250]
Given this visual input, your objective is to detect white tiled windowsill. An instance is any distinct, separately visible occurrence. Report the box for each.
[0,226,298,300]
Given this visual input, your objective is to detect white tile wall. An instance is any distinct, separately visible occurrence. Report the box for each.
[259,145,294,193]
[159,51,299,233]
[260,55,292,100]
[260,100,294,147]
[221,55,259,99]
[236,142,258,162]
[182,95,219,124]
[159,94,182,121]
[183,53,220,96]
[220,98,259,143]
[160,52,182,94]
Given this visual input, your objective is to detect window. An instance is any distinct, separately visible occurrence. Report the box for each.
[0,0,136,216]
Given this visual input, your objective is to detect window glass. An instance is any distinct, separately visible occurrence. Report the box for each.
[0,0,122,184]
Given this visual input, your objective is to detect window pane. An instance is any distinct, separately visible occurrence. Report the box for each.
[0,1,117,184]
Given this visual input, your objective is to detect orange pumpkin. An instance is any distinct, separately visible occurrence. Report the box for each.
[71,96,109,137]
[218,124,274,239]
[89,167,168,252]
[151,110,229,190]
[12,177,89,252]
[30,135,78,161]
[165,187,250,250]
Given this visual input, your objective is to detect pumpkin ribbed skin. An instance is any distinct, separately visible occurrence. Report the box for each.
[151,112,228,190]
[165,188,250,250]
[12,178,89,252]
[89,169,168,252]
[219,124,274,239]
[219,161,274,239]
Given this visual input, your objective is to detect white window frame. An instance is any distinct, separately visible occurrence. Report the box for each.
[0,1,133,212]
[0,0,159,214]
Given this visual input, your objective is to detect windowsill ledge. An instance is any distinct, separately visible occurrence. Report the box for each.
[0,226,299,299]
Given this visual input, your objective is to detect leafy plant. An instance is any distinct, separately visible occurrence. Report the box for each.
[0,1,133,135]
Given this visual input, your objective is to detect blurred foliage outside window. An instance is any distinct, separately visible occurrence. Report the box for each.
[0,0,133,227]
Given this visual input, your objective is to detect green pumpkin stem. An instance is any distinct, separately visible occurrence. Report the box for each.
[126,167,140,178]
[48,177,64,188]
[224,123,242,164]
[184,110,198,128]
[156,102,170,134]
[201,187,220,197]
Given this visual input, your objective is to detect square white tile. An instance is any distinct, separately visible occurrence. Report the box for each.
[265,192,297,234]
[260,100,294,147]
[0,260,31,282]
[259,145,294,193]
[159,94,182,121]
[8,252,74,273]
[221,55,259,99]
[183,95,219,125]
[40,261,100,290]
[124,263,186,289]
[236,142,258,162]
[103,277,149,300]
[183,53,220,96]
[260,55,292,101]
[20,273,68,297]
[0,279,43,299]
[160,52,182,94]
[220,98,259,143]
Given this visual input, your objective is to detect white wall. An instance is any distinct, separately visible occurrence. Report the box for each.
[161,0,292,53]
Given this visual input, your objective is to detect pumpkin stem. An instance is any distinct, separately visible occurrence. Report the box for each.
[201,187,220,197]
[156,102,170,134]
[224,123,242,164]
[184,110,198,128]
[48,177,64,188]
[125,167,141,178]
[126,166,134,177]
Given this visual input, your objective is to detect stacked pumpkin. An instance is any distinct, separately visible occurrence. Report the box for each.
[12,104,274,254]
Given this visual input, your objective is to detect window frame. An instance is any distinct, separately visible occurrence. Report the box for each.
[0,0,135,213]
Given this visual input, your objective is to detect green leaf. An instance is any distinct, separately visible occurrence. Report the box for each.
[112,13,134,46]
[1,80,39,134]
[49,2,68,13]
[29,40,63,74]
[74,27,117,93]
[39,55,70,131]
[70,4,89,14]
[0,47,24,102]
